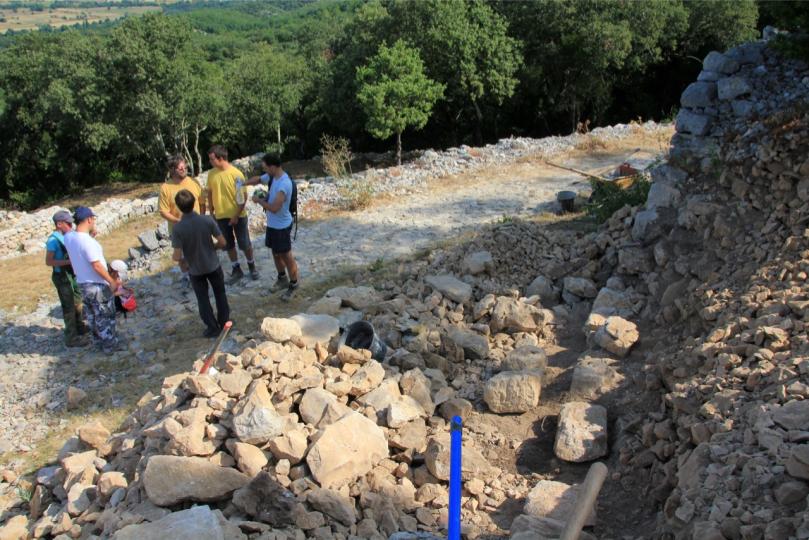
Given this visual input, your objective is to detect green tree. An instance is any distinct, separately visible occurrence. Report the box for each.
[222,44,308,156]
[0,31,116,203]
[356,40,443,165]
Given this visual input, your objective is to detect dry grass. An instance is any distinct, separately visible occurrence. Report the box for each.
[0,5,161,33]
[574,134,609,152]
[0,213,164,313]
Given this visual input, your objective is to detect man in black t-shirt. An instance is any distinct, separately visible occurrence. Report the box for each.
[171,189,230,338]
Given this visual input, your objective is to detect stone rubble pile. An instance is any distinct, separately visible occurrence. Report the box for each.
[0,267,601,540]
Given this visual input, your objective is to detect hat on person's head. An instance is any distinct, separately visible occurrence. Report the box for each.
[73,206,96,223]
[52,210,73,224]
[110,259,128,281]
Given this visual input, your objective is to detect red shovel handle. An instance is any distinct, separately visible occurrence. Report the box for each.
[199,321,233,375]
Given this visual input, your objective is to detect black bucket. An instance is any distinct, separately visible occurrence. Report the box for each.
[343,321,387,361]
[557,191,576,212]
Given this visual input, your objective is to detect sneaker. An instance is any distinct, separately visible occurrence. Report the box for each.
[248,264,260,281]
[280,284,299,302]
[228,266,244,285]
[270,275,289,292]
[102,341,127,354]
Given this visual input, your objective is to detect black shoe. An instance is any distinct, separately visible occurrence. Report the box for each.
[280,283,299,302]
[228,266,244,285]
[249,265,260,280]
[202,327,220,338]
[270,275,289,292]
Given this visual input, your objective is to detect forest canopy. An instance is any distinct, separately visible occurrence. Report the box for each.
[0,0,795,208]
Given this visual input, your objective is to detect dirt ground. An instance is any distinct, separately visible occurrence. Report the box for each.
[0,5,161,33]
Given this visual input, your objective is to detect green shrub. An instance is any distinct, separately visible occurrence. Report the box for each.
[586,176,651,223]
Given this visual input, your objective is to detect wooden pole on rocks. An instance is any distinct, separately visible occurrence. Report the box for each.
[559,462,608,540]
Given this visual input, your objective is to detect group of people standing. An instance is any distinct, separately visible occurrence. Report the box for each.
[47,145,301,349]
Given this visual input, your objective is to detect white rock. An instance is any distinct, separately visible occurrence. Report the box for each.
[554,402,608,462]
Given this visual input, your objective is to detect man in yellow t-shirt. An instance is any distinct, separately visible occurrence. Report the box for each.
[206,144,258,284]
[159,155,203,287]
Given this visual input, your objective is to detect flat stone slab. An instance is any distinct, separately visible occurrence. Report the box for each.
[291,313,340,347]
[425,274,473,304]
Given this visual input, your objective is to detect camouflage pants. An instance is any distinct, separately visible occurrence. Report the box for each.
[79,282,118,352]
[52,271,84,343]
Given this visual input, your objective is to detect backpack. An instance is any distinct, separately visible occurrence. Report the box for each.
[267,175,298,240]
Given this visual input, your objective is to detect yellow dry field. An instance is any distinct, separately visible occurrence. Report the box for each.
[0,5,161,33]
[0,213,165,313]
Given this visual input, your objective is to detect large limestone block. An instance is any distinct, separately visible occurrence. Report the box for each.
[502,345,547,373]
[490,297,543,333]
[773,400,809,431]
[524,480,595,526]
[676,110,712,136]
[425,274,472,304]
[143,455,250,506]
[232,383,286,445]
[717,76,751,100]
[387,396,426,428]
[447,328,489,360]
[424,436,491,481]
[232,442,269,477]
[349,360,386,396]
[461,251,493,275]
[526,275,559,306]
[291,313,340,347]
[569,356,621,400]
[306,412,388,488]
[112,506,229,540]
[680,81,717,108]
[554,402,608,462]
[563,277,597,299]
[300,388,352,427]
[260,317,302,343]
[592,316,638,357]
[484,372,542,414]
[307,488,357,526]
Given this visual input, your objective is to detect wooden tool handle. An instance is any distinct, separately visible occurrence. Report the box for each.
[560,462,608,540]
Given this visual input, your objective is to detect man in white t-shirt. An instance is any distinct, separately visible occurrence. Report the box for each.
[63,206,123,353]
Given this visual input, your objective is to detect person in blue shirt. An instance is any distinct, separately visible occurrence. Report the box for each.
[45,210,88,347]
[247,154,300,301]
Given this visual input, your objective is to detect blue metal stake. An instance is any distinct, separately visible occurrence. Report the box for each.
[448,415,463,540]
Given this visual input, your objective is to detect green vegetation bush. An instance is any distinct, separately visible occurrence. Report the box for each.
[586,177,652,223]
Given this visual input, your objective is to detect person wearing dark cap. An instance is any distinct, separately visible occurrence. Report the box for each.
[45,210,87,347]
[63,206,123,354]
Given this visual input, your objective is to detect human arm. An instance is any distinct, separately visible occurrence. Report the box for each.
[45,244,72,269]
[245,175,262,186]
[91,261,117,290]
[158,187,181,224]
[214,234,227,250]
[172,247,189,272]
[266,189,286,214]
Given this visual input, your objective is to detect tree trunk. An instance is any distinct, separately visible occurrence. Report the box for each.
[276,123,282,151]
[193,125,205,177]
[396,131,402,166]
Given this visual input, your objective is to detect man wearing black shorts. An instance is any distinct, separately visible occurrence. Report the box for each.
[248,154,299,301]
[206,145,259,284]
